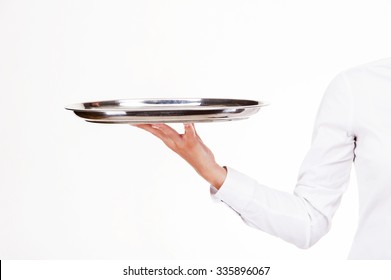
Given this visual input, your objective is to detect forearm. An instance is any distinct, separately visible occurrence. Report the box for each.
[213,167,330,249]
[195,163,227,189]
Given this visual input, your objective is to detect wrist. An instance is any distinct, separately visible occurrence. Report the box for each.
[203,164,227,189]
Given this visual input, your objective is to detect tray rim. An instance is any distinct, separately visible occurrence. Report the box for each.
[65,97,268,112]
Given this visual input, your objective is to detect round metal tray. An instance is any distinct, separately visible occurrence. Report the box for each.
[65,98,266,124]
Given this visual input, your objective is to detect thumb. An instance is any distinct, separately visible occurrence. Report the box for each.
[184,123,197,137]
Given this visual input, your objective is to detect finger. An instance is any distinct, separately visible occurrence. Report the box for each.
[131,124,147,130]
[131,123,153,130]
[132,124,168,141]
[132,123,183,150]
[150,123,181,141]
[183,123,197,137]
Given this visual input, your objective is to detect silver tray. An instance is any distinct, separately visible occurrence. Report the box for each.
[65,98,266,124]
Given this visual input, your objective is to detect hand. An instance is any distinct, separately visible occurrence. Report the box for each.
[132,123,227,189]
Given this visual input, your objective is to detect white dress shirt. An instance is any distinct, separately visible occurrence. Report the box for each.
[211,58,391,259]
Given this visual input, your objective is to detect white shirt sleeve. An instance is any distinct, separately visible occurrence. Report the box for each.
[211,72,356,249]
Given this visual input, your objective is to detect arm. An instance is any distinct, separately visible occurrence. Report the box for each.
[212,72,355,248]
[133,72,355,249]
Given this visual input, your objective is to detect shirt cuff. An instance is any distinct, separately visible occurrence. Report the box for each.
[209,166,258,212]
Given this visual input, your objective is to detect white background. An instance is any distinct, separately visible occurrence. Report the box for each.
[0,0,390,260]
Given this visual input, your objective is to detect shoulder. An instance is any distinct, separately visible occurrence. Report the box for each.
[341,57,391,82]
